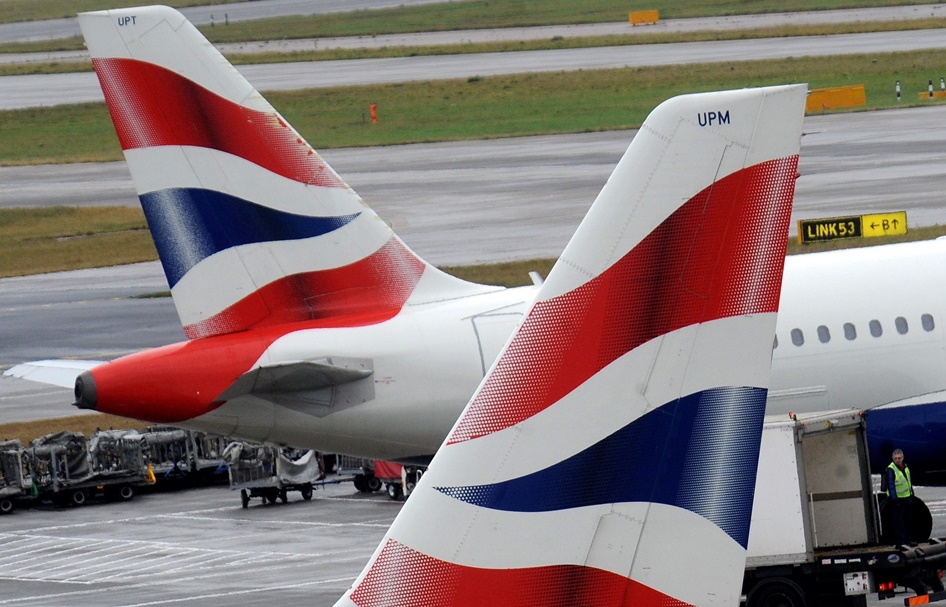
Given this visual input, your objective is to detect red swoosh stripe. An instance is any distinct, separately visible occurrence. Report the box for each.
[91,57,344,188]
[350,540,693,607]
[449,157,797,443]
[183,238,426,339]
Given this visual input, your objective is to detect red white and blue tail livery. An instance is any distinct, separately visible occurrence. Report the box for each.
[80,5,492,341]
[336,85,806,607]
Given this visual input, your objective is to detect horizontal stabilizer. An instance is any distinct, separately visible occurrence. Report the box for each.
[3,360,103,389]
[219,358,373,400]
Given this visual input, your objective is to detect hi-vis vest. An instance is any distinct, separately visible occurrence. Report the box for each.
[887,462,913,498]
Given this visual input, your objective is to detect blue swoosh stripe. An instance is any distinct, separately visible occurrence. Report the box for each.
[140,188,361,287]
[435,386,767,548]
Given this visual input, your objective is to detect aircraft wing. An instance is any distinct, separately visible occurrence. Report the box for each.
[4,360,103,389]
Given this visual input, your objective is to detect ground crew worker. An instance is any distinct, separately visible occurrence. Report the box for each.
[886,448,914,546]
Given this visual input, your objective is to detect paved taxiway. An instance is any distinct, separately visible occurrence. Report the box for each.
[0,481,396,607]
[6,28,946,110]
[2,477,946,606]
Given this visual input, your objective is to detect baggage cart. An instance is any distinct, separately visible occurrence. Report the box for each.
[0,440,30,514]
[225,442,322,508]
[30,430,148,506]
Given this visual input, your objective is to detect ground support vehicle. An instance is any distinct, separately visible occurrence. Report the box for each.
[337,455,382,493]
[30,430,149,506]
[744,410,946,607]
[373,460,425,501]
[225,442,321,507]
[0,440,30,514]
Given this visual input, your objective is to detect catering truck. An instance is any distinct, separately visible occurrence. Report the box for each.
[744,410,946,607]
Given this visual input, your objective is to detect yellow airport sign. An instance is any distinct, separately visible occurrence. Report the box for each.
[798,215,861,243]
[797,211,907,244]
[861,211,907,237]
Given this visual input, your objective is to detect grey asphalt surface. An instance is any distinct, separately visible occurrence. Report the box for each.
[7,28,946,110]
[0,480,397,607]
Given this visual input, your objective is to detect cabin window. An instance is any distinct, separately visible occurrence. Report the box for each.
[817,325,830,343]
[843,323,857,340]
[869,319,883,337]
[923,314,935,332]
[791,328,804,346]
[895,316,909,335]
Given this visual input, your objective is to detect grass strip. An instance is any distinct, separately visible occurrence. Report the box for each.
[0,413,145,445]
[0,206,154,278]
[7,18,946,76]
[3,51,946,166]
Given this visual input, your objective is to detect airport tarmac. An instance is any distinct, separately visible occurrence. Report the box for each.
[0,480,395,607]
[2,476,946,606]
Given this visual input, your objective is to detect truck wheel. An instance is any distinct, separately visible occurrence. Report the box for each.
[366,477,382,492]
[118,485,135,501]
[301,484,313,501]
[353,475,367,492]
[0,498,13,514]
[265,490,278,504]
[70,490,87,507]
[747,578,808,607]
[279,488,288,504]
[240,489,250,508]
[386,483,403,501]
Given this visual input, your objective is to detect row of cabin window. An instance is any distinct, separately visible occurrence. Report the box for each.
[776,314,936,348]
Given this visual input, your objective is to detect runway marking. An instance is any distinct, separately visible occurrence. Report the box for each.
[158,513,390,527]
[321,494,404,505]
[0,389,69,401]
[0,574,356,607]
[0,532,316,585]
[114,575,357,606]
[0,551,364,606]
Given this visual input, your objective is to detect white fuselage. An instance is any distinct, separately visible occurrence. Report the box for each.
[186,239,946,473]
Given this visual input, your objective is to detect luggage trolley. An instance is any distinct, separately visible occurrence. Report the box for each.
[224,442,322,508]
[0,440,30,514]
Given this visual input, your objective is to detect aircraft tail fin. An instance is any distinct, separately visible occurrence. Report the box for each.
[336,84,806,606]
[77,6,493,340]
